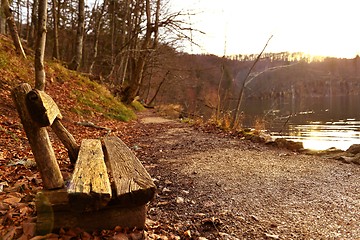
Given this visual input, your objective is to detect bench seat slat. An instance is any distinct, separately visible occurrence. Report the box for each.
[68,139,112,211]
[103,136,156,206]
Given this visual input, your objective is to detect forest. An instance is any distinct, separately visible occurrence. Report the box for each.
[1,0,360,126]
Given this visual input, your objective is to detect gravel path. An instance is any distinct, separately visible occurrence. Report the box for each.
[130,113,360,239]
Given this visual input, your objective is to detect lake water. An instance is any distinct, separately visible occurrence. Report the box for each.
[241,95,360,150]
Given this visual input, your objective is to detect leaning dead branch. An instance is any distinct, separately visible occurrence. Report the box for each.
[76,121,112,133]
[231,35,273,129]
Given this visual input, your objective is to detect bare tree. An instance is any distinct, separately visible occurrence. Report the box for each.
[231,35,273,128]
[89,0,107,74]
[147,70,170,105]
[51,0,60,59]
[122,0,161,104]
[1,0,27,58]
[28,0,38,48]
[69,0,85,71]
[0,0,5,34]
[34,0,47,90]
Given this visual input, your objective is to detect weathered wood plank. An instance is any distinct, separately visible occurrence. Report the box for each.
[26,89,62,127]
[103,136,156,206]
[36,190,146,235]
[25,88,79,163]
[51,119,79,164]
[12,83,63,189]
[68,139,112,211]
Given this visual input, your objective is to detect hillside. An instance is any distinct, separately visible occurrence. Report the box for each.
[0,35,136,122]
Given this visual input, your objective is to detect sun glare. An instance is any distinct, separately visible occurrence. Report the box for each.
[172,0,360,59]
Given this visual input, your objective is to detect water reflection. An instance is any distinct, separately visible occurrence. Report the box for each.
[274,121,360,150]
[241,95,360,150]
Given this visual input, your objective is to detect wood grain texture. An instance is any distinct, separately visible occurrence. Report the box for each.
[12,83,63,189]
[68,139,111,211]
[26,89,62,127]
[25,89,79,163]
[51,119,79,164]
[103,136,156,206]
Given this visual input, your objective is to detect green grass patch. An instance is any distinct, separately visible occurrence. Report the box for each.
[131,100,145,111]
[72,81,136,122]
[0,52,8,68]
[48,62,77,83]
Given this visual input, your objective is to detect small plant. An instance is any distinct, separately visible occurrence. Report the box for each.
[254,116,267,132]
[131,100,145,111]
[220,111,233,130]
[157,104,183,119]
[0,54,8,68]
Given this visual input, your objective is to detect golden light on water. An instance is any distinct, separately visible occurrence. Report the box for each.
[301,138,354,151]
[280,122,360,151]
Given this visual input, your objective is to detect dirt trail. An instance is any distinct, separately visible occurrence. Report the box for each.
[131,112,360,239]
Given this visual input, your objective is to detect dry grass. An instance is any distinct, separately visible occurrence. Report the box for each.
[156,104,183,119]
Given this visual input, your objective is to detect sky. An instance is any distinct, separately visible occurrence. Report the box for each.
[169,0,360,58]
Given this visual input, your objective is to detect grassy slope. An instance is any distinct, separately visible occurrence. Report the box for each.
[0,34,135,123]
[0,34,145,238]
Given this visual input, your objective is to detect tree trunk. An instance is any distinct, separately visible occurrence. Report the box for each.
[110,0,116,67]
[25,0,30,41]
[51,0,60,59]
[147,70,169,106]
[34,0,47,91]
[117,0,130,85]
[28,0,38,48]
[152,0,161,49]
[0,11,4,34]
[1,0,27,58]
[0,0,5,34]
[89,0,107,74]
[69,0,85,71]
[122,0,153,104]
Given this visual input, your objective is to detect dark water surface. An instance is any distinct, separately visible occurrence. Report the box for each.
[241,95,360,150]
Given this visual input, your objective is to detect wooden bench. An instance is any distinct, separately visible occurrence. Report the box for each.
[12,83,156,234]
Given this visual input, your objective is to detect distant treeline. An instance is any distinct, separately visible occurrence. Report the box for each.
[147,52,360,117]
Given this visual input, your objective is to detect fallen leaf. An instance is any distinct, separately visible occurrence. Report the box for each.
[29,233,59,240]
[112,232,129,240]
[2,226,16,240]
[162,187,171,193]
[184,230,191,238]
[23,222,36,236]
[157,201,169,206]
[81,231,92,240]
[0,181,8,192]
[17,234,29,240]
[176,196,184,204]
[145,218,159,229]
[203,200,215,207]
[128,231,144,240]
[164,179,172,185]
[3,196,22,206]
[0,202,10,211]
[264,233,280,239]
